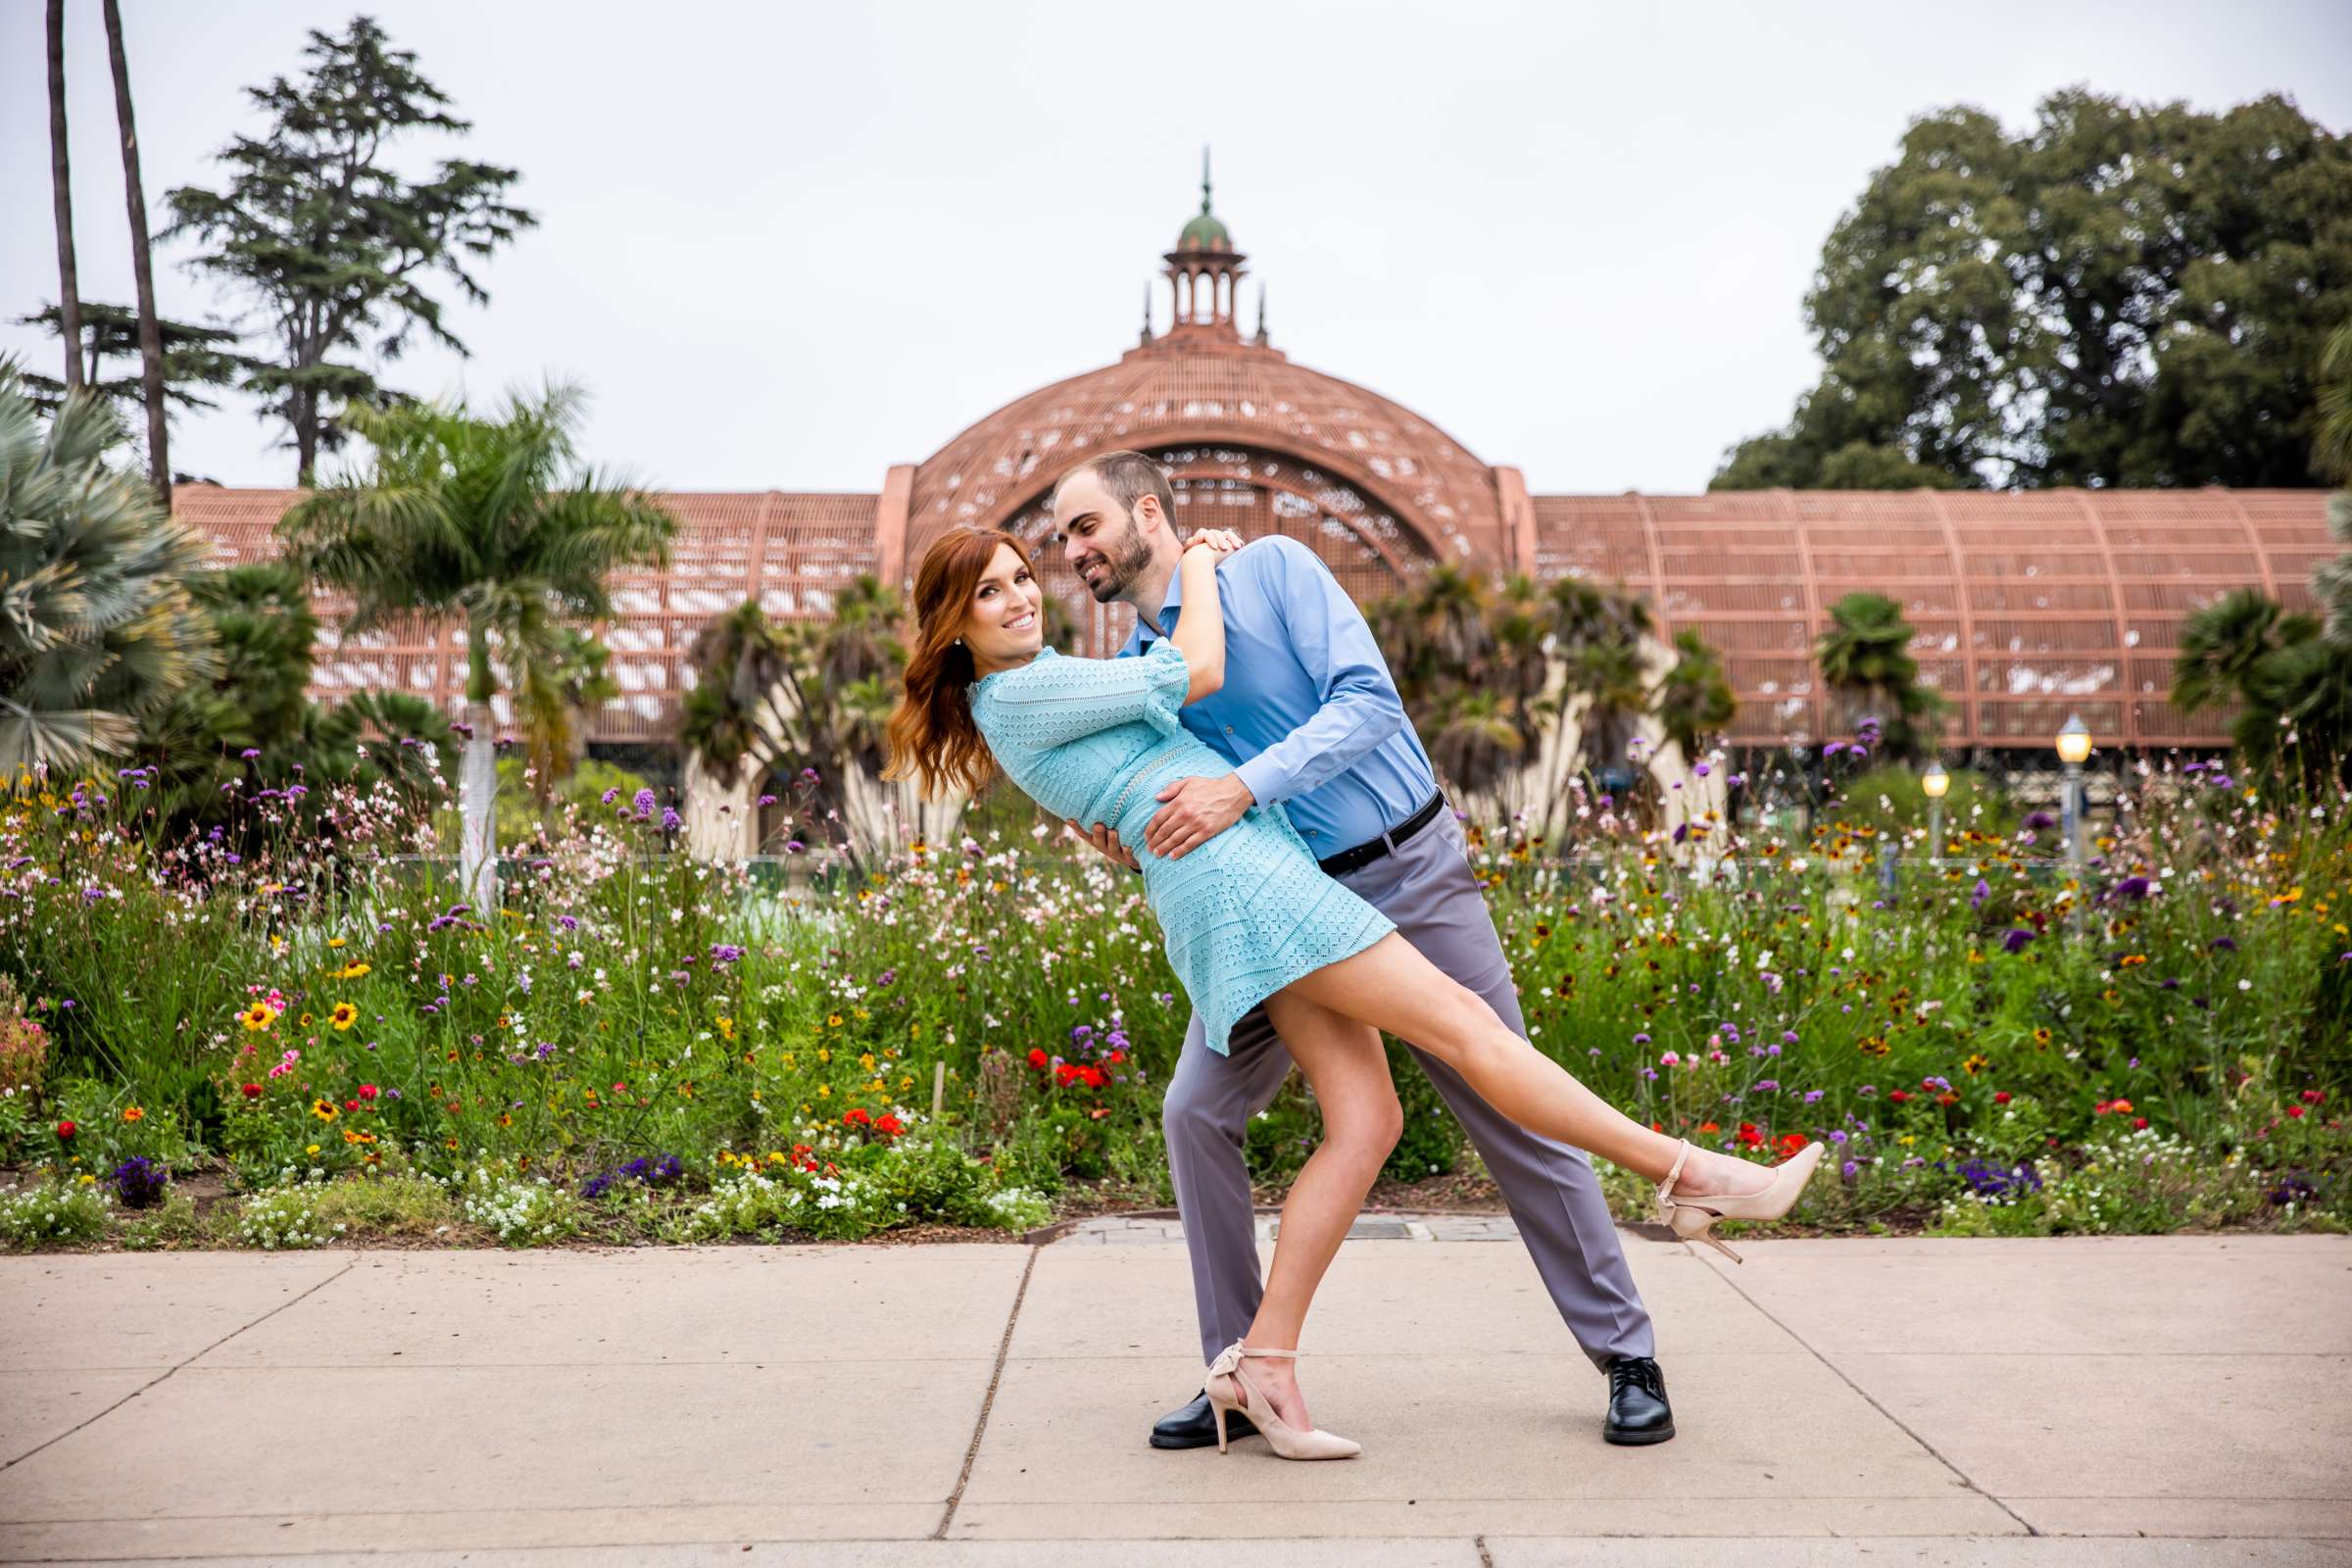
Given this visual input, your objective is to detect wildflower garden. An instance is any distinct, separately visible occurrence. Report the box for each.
[1,735,2345,1253]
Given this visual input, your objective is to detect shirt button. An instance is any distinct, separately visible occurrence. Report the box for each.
[1305,829,1318,837]
[1225,725,1235,734]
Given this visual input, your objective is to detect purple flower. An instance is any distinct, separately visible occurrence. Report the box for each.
[1632,1032,1651,1046]
[1693,762,1711,777]
[2115,875,2150,901]
[633,788,658,815]
[1840,1160,1859,1179]
[1970,879,1991,908]
[2209,936,2238,953]
[758,794,778,807]
[660,808,682,831]
[240,748,262,760]
[2002,928,2035,954]
[2024,810,2054,832]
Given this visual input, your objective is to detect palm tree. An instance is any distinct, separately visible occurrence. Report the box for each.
[279,384,674,899]
[679,577,908,860]
[45,0,83,397]
[100,0,168,504]
[2172,588,2316,718]
[1652,628,1737,772]
[513,626,615,803]
[0,365,214,771]
[1540,578,1654,814]
[1816,590,1943,762]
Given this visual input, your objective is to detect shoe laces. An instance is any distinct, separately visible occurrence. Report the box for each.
[1609,1356,1664,1401]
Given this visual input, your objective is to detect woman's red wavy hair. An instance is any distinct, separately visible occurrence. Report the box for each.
[883,526,1039,800]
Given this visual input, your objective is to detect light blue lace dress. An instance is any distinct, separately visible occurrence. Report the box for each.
[969,640,1395,1054]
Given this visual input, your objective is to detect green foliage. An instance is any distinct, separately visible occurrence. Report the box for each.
[1652,629,1738,769]
[1715,90,2352,491]
[679,579,906,860]
[13,301,257,434]
[161,16,536,480]
[0,371,215,769]
[2172,500,2352,786]
[1832,763,2014,842]
[0,1178,113,1250]
[1816,592,1944,762]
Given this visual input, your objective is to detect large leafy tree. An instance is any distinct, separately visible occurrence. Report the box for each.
[2174,321,2352,785]
[278,385,673,898]
[163,15,535,481]
[1816,591,1943,762]
[0,367,214,770]
[1716,90,2352,491]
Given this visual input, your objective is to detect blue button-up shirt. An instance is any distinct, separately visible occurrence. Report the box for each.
[1116,536,1438,854]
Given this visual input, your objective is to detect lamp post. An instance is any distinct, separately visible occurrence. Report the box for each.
[2055,714,2092,868]
[1921,759,1949,867]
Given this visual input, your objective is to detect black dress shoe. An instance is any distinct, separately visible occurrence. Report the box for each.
[1602,1355,1675,1445]
[1151,1387,1258,1449]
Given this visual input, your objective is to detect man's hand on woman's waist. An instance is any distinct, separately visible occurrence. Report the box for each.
[1144,773,1256,861]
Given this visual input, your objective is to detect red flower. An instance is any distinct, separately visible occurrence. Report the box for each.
[241,1082,264,1100]
[2287,1104,2307,1119]
[2132,1116,2149,1130]
[1888,1090,1911,1103]
[1028,1049,1049,1069]
[1992,1091,2012,1104]
[843,1107,872,1127]
[1737,1122,1763,1148]
[357,1084,379,1101]
[1775,1132,1806,1156]
[1079,1065,1107,1090]
[55,1120,75,1140]
[874,1113,906,1138]
[2302,1089,2327,1105]
[2110,1098,2133,1114]
[343,1099,361,1112]
[1697,1120,1721,1135]
[1054,1063,1080,1087]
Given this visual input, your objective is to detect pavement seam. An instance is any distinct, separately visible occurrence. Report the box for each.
[0,1255,358,1475]
[1691,1248,2042,1538]
[932,1243,1039,1541]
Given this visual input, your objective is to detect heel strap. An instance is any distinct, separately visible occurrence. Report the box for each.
[1658,1139,1692,1203]
[1206,1341,1300,1377]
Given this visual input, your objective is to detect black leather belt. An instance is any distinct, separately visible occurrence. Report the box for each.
[1317,791,1446,876]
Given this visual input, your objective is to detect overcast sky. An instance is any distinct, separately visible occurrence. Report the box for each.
[7,1,2350,497]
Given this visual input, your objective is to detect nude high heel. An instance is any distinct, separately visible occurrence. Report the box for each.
[1202,1342,1361,1460]
[1655,1138,1825,1264]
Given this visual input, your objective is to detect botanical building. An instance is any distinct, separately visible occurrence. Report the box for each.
[178,175,2333,763]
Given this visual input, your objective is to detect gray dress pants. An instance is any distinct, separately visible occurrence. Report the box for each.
[1160,807,1655,1371]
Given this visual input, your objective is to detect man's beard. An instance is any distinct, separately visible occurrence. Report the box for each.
[1084,519,1156,604]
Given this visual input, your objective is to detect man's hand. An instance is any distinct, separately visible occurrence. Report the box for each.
[1064,818,1140,870]
[1144,773,1255,860]
[1183,527,1245,556]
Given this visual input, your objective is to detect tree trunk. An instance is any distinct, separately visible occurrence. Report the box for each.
[458,618,498,905]
[101,0,168,506]
[296,388,318,485]
[45,0,82,395]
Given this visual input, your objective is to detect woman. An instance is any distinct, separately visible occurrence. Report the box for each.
[885,525,1822,1460]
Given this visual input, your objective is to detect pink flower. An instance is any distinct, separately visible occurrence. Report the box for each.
[1659,1051,1681,1067]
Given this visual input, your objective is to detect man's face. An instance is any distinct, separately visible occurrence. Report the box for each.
[1054,470,1158,604]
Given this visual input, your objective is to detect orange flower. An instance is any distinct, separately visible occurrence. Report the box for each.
[122,1105,146,1123]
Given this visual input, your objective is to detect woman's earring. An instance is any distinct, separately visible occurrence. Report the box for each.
[953,636,962,646]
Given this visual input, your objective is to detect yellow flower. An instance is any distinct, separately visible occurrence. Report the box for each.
[240,1003,277,1031]
[336,961,371,980]
[1962,1054,1989,1076]
[816,1085,831,1098]
[307,1144,321,1155]
[715,1017,736,1041]
[327,937,346,949]
[827,1013,843,1029]
[311,1099,338,1121]
[2033,1027,2052,1045]
[329,1003,359,1031]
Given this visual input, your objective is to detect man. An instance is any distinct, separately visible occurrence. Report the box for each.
[1051,450,1671,1447]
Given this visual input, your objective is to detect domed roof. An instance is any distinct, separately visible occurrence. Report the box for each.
[1178,210,1233,252]
[907,339,1505,564]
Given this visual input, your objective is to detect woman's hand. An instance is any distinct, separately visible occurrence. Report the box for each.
[1183,527,1245,556]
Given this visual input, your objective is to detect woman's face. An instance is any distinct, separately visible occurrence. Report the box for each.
[961,543,1045,670]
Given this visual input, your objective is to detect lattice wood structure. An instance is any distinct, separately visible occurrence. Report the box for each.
[172,176,2335,753]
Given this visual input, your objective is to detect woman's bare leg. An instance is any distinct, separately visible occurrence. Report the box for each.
[1233,989,1401,1434]
[1285,934,1775,1200]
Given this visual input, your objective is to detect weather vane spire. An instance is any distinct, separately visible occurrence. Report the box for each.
[1200,145,1213,215]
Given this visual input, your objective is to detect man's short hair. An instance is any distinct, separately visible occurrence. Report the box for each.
[1052,450,1176,533]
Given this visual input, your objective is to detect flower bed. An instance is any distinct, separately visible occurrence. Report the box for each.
[0,757,2344,1250]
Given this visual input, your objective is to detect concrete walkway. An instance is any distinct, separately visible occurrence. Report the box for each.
[1,1228,2345,1566]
